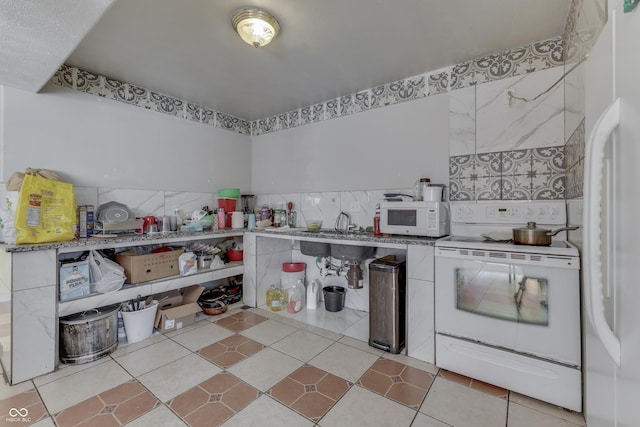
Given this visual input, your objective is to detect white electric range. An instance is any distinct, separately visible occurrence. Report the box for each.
[434,201,582,411]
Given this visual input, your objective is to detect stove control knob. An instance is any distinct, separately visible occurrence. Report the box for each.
[538,207,546,216]
[524,207,534,217]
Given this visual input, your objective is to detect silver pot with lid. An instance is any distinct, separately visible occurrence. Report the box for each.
[512,222,579,246]
[59,304,120,364]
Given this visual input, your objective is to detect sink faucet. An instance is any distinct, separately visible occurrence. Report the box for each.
[335,211,356,234]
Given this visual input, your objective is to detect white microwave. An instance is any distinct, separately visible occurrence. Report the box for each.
[380,201,449,237]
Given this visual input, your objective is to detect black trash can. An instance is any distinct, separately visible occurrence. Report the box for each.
[323,286,346,312]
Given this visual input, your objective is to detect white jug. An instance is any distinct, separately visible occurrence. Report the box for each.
[306,280,320,309]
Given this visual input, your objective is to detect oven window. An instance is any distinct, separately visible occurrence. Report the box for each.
[455,263,548,326]
[387,209,417,226]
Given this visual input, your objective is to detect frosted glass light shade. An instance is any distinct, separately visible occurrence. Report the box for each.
[232,8,280,48]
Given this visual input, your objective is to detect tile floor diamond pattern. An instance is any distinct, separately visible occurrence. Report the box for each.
[214,310,268,332]
[357,357,434,409]
[4,307,585,427]
[169,371,259,427]
[0,389,48,426]
[53,380,159,427]
[268,364,351,422]
[438,369,509,398]
[198,334,265,368]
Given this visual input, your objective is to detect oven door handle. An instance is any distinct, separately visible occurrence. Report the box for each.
[584,98,621,366]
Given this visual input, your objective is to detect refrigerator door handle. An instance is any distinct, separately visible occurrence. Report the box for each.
[584,98,621,366]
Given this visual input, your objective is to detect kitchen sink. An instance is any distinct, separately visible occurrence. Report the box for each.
[330,243,375,262]
[299,240,331,257]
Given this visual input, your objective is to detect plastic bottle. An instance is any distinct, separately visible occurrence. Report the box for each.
[287,279,304,314]
[266,284,276,310]
[267,284,285,311]
[373,205,381,237]
[217,208,226,230]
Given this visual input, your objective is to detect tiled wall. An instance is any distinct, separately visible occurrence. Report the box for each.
[65,185,400,231]
[50,33,576,209]
[449,147,565,201]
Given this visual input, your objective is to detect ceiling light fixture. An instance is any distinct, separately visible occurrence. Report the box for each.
[231,8,280,48]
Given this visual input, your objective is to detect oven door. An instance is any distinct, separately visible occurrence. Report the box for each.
[435,247,581,367]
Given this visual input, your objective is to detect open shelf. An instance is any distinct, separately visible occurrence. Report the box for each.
[58,262,243,316]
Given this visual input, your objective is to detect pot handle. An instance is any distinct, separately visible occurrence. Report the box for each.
[546,225,580,237]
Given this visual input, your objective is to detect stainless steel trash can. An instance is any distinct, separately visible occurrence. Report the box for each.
[369,255,406,354]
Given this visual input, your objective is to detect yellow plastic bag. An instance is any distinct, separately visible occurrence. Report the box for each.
[14,174,76,244]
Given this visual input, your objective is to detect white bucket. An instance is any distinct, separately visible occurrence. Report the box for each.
[281,263,306,289]
[121,301,158,344]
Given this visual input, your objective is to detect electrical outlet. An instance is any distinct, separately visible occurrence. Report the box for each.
[349,201,361,212]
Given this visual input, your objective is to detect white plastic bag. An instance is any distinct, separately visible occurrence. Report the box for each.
[88,250,126,293]
[0,191,20,244]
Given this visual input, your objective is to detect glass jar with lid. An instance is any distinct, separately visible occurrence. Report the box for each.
[413,178,430,201]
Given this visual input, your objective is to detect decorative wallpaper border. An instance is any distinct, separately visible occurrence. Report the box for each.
[449,146,566,201]
[50,65,252,135]
[50,36,563,137]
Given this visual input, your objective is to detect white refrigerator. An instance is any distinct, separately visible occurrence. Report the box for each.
[582,1,640,426]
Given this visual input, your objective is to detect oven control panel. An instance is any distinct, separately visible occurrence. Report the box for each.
[451,201,566,225]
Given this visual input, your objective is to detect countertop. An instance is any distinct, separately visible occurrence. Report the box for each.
[1,229,244,253]
[247,227,440,247]
[1,227,440,253]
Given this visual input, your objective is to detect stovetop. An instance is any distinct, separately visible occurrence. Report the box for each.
[437,201,580,257]
[436,235,579,256]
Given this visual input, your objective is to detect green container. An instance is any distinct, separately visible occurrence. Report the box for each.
[218,188,240,198]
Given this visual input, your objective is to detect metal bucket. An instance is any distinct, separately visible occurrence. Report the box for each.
[59,304,119,364]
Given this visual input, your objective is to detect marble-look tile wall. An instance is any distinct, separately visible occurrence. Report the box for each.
[73,186,218,220]
[447,51,567,201]
[70,185,401,232]
[255,189,408,231]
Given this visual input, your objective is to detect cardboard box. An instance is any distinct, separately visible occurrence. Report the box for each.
[59,260,91,301]
[115,249,184,283]
[154,285,204,333]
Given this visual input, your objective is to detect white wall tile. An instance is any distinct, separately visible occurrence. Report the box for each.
[564,62,585,143]
[407,278,435,364]
[12,286,57,383]
[449,86,476,156]
[12,249,57,291]
[74,186,98,207]
[300,192,341,230]
[98,188,164,217]
[164,191,214,217]
[476,67,564,153]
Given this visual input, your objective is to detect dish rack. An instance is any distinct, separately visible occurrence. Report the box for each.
[95,219,143,234]
[187,242,222,256]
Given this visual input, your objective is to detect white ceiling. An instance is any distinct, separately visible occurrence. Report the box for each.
[3,0,572,121]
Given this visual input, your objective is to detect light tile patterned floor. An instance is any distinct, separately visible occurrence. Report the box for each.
[0,307,587,427]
